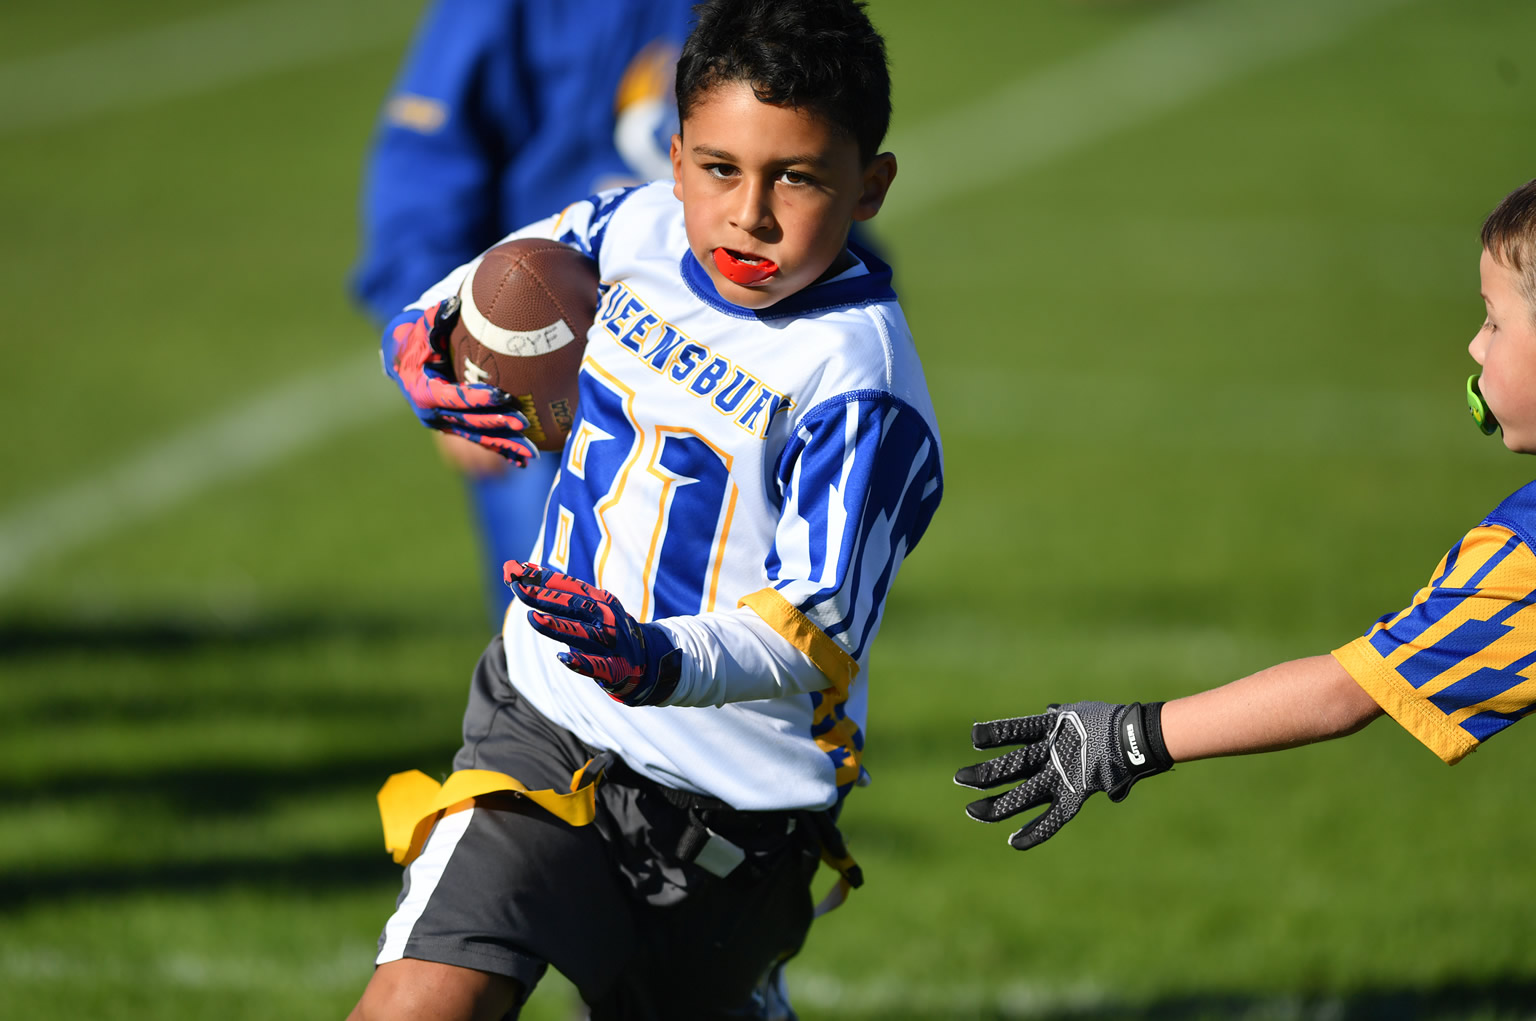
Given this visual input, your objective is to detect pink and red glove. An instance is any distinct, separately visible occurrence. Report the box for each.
[504,560,682,706]
[381,296,537,466]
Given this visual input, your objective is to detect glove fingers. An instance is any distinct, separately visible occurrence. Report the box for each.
[970,713,1052,751]
[521,587,622,640]
[511,582,610,628]
[505,561,572,595]
[530,571,621,612]
[558,650,639,689]
[504,560,546,586]
[1008,799,1081,852]
[512,584,605,626]
[438,409,532,435]
[415,373,515,412]
[440,428,535,467]
[504,562,616,603]
[954,739,1050,789]
[525,610,614,655]
[963,772,1055,824]
[477,435,537,466]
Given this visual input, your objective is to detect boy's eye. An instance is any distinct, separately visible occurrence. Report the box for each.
[779,170,811,186]
[704,164,737,179]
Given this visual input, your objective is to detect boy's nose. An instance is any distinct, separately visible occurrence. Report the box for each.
[1469,330,1487,364]
[731,181,774,233]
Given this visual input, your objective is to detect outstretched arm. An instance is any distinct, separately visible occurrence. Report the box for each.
[961,508,1536,852]
[1161,654,1382,762]
[956,654,1383,851]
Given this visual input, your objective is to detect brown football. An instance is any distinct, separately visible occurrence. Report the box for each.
[448,238,598,452]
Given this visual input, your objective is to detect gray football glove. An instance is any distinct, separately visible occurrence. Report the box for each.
[955,701,1172,851]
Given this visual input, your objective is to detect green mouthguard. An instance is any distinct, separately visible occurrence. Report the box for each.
[1467,374,1499,436]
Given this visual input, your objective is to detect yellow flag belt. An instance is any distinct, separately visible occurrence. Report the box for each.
[377,756,610,867]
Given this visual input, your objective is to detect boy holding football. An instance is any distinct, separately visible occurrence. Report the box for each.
[957,179,1536,854]
[356,1,941,1018]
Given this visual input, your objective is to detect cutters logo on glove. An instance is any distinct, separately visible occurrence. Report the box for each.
[1124,721,1146,765]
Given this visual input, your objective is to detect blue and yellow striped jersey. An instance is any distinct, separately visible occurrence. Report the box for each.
[1334,481,1536,764]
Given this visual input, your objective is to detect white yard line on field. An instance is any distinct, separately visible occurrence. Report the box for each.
[0,0,418,136]
[0,0,1415,595]
[886,0,1415,220]
[0,355,393,592]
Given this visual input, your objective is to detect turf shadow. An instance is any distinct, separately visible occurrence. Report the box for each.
[0,742,463,813]
[0,848,401,911]
[861,979,1536,1020]
[0,609,458,658]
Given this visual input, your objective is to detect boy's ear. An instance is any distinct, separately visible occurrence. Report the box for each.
[670,133,685,201]
[852,153,898,222]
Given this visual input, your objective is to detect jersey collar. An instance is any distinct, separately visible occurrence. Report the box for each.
[679,243,896,321]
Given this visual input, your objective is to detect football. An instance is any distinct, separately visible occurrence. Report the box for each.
[448,238,598,452]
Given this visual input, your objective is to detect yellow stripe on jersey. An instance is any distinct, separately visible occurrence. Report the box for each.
[811,695,864,789]
[1332,522,1536,764]
[740,587,864,791]
[1332,644,1479,764]
[739,587,860,696]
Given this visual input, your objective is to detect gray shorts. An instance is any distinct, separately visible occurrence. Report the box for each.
[375,636,821,1019]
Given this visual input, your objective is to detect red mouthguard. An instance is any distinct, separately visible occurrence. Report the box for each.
[713,248,778,285]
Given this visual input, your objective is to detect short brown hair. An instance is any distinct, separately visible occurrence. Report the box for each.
[1481,179,1536,319]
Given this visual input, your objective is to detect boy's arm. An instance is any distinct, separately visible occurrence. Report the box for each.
[955,657,1382,851]
[959,505,1536,853]
[1161,655,1383,761]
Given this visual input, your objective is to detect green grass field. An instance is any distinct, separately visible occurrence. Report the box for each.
[5,0,1536,1017]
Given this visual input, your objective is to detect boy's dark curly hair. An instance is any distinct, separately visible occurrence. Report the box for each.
[676,0,891,163]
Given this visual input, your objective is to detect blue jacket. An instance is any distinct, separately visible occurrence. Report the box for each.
[351,0,697,323]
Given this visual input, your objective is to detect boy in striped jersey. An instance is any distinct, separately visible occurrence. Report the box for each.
[356,1,939,1018]
[959,179,1536,852]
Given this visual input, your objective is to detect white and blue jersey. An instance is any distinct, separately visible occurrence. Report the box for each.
[407,183,943,811]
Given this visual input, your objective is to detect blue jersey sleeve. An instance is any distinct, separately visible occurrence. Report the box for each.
[350,0,529,323]
[763,392,944,669]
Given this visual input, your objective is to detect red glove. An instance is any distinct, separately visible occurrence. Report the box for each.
[504,560,682,706]
[382,296,537,466]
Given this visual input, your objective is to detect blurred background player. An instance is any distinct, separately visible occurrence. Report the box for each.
[351,0,698,623]
[956,179,1536,854]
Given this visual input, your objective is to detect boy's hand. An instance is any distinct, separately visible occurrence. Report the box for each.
[955,701,1171,851]
[381,296,538,466]
[504,560,682,706]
